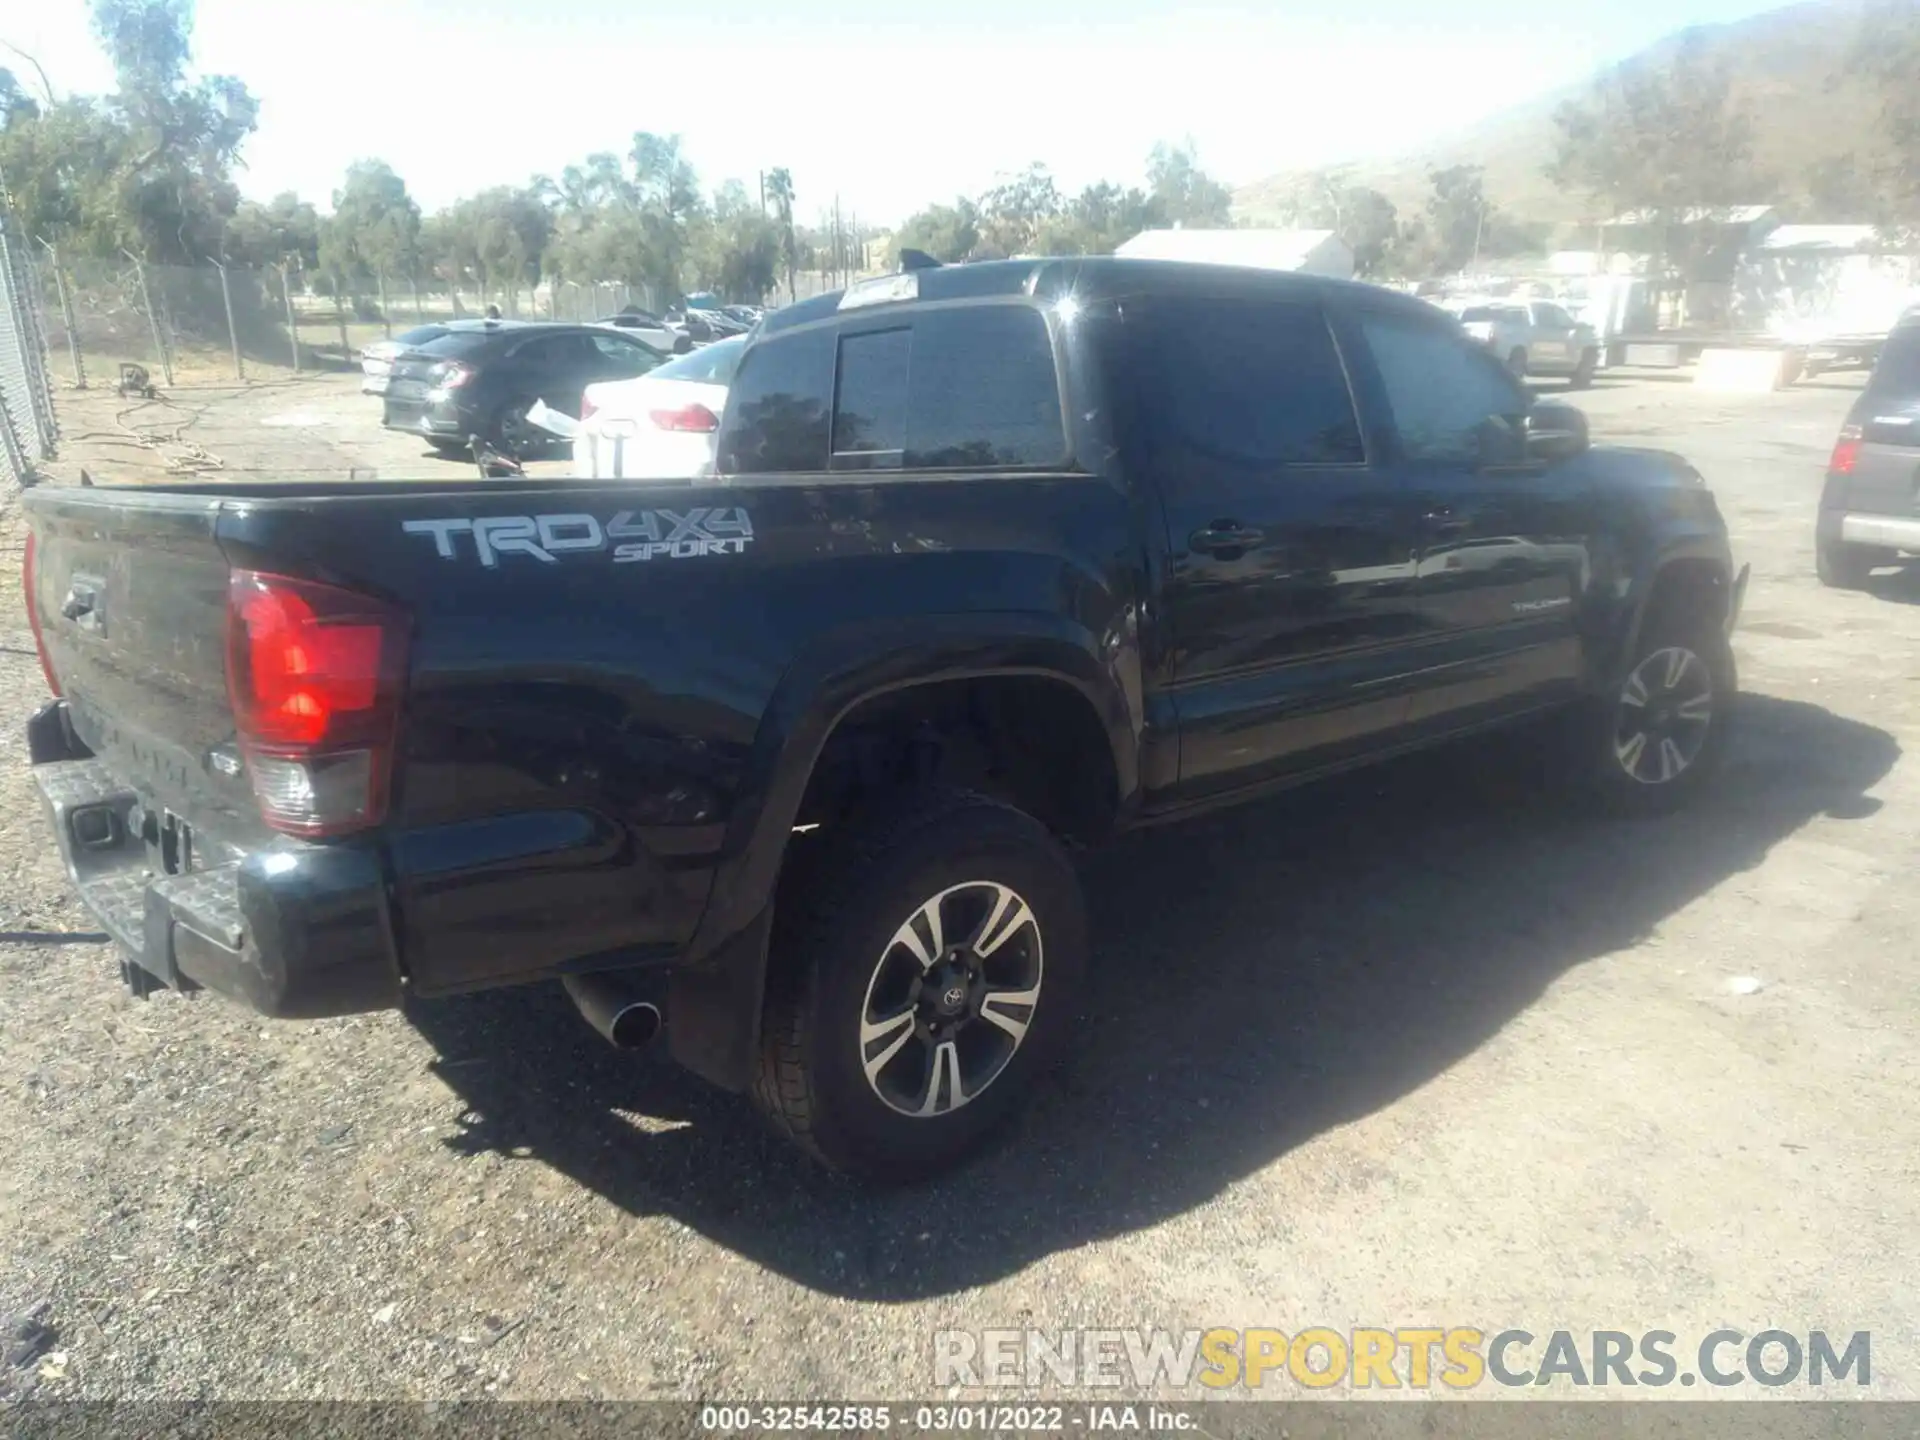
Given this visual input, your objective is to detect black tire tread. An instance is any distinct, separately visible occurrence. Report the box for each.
[750,786,1047,1170]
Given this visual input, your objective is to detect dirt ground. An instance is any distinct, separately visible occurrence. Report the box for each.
[2,366,1917,1407]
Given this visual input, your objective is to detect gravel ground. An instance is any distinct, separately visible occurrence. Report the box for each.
[2,369,1917,1405]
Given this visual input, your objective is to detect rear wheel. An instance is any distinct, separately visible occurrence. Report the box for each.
[753,787,1086,1182]
[1816,538,1893,590]
[491,397,544,459]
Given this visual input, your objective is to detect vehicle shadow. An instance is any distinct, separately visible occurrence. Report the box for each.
[1863,565,1920,605]
[404,693,1897,1300]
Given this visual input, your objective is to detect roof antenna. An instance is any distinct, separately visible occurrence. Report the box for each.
[898,248,942,272]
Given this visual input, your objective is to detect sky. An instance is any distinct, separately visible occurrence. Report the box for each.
[8,0,1799,226]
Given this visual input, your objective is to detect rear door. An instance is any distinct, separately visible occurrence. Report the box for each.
[1527,302,1578,368]
[1846,324,1920,518]
[506,332,602,417]
[1117,291,1425,801]
[1340,299,1592,731]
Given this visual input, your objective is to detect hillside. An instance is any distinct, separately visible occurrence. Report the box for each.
[1234,0,1887,227]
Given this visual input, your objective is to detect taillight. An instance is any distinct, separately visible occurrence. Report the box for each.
[432,361,474,390]
[22,532,60,696]
[225,571,408,838]
[1829,425,1862,476]
[649,403,719,433]
[579,392,599,423]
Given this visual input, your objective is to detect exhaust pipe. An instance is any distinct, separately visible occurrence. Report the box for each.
[563,973,664,1049]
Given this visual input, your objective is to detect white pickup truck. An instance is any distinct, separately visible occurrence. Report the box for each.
[1442,297,1600,387]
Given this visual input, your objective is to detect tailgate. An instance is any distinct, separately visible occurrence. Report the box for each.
[26,490,266,851]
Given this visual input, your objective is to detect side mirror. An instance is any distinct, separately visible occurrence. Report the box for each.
[1526,402,1589,463]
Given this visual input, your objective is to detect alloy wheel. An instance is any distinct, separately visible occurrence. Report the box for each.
[1614,645,1714,785]
[857,880,1044,1118]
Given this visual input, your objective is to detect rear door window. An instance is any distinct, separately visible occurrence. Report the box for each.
[902,306,1064,469]
[717,327,834,473]
[829,306,1065,471]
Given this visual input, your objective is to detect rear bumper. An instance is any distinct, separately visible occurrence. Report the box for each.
[30,719,404,1018]
[382,395,471,438]
[1818,508,1920,553]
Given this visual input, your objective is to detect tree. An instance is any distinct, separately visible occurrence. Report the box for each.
[691,181,781,302]
[1147,140,1233,227]
[976,163,1061,258]
[224,190,319,270]
[88,0,259,261]
[891,200,980,264]
[766,166,797,299]
[1424,164,1494,274]
[319,159,420,290]
[0,67,41,126]
[1850,1,1920,244]
[1547,32,1764,267]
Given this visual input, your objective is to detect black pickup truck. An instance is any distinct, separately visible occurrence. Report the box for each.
[22,258,1747,1180]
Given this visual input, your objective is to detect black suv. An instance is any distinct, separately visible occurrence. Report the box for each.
[1817,316,1920,588]
[382,320,667,456]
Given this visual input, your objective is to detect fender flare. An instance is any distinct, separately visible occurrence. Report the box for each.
[666,612,1140,1090]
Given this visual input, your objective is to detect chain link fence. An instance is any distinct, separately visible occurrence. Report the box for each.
[0,201,59,487]
[18,242,875,415]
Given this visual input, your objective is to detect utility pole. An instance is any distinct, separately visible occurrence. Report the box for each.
[759,171,766,216]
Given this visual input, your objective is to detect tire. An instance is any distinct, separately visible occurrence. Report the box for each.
[1816,538,1891,590]
[753,787,1087,1182]
[1570,349,1598,389]
[1507,347,1529,379]
[491,397,544,459]
[426,437,469,457]
[1575,606,1735,817]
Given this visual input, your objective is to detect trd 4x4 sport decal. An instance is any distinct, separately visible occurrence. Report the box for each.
[401,507,754,568]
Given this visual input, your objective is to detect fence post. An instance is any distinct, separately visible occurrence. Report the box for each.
[214,259,245,380]
[376,271,391,337]
[335,286,352,368]
[279,264,301,372]
[124,250,172,387]
[40,240,85,389]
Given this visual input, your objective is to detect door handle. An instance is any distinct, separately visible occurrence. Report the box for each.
[1190,522,1265,556]
[1423,509,1472,535]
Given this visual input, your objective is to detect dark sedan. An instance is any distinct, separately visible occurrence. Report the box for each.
[382,320,667,456]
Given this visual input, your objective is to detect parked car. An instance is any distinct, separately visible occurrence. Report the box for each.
[592,307,690,354]
[1444,298,1600,386]
[381,320,667,456]
[1815,315,1920,588]
[23,257,1745,1181]
[669,308,749,344]
[359,324,454,395]
[573,334,746,479]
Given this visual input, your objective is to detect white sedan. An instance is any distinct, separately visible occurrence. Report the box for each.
[359,324,454,394]
[573,335,746,479]
[593,308,690,355]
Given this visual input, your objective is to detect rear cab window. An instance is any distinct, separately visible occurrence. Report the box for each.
[719,302,1067,476]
